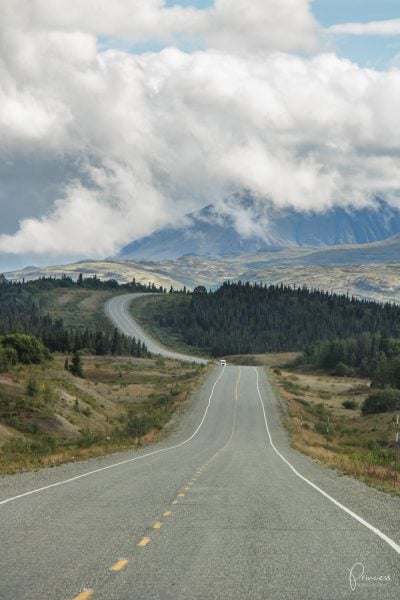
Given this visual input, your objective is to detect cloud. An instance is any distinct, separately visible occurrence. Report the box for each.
[201,0,320,53]
[0,2,400,259]
[328,19,400,37]
[3,0,320,53]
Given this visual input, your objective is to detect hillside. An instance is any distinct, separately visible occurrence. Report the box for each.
[0,279,206,474]
[0,352,205,474]
[117,196,400,260]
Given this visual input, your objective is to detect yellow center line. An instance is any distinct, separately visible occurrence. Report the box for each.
[163,511,172,517]
[153,521,163,529]
[137,537,151,547]
[110,559,128,572]
[73,590,94,600]
[203,367,241,469]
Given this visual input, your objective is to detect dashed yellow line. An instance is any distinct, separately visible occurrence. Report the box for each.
[110,559,128,572]
[73,368,241,600]
[137,537,151,547]
[73,590,94,600]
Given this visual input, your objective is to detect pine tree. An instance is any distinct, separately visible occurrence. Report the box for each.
[70,351,84,377]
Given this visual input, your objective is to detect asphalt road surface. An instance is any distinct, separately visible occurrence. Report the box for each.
[0,299,399,599]
[104,293,208,364]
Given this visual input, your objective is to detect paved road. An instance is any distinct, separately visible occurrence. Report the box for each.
[104,293,209,364]
[0,365,399,599]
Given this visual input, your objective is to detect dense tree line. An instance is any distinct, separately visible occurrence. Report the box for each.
[143,281,400,356]
[304,334,400,388]
[0,274,150,359]
[0,272,166,294]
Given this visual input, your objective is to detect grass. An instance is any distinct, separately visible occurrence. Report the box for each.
[38,288,117,332]
[0,354,208,475]
[270,365,400,495]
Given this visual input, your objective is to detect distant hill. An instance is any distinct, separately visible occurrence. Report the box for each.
[117,196,400,260]
[5,233,400,305]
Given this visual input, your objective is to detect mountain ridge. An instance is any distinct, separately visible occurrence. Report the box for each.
[117,196,400,260]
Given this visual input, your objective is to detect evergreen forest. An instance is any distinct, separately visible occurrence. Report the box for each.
[142,281,400,356]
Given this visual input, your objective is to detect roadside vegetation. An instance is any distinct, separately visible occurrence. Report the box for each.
[0,351,206,475]
[0,274,206,474]
[270,358,400,495]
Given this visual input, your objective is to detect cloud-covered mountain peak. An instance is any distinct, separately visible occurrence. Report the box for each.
[117,195,400,260]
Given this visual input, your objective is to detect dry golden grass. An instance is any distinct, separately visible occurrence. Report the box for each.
[270,367,400,495]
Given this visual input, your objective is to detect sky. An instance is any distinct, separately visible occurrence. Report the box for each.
[1,0,400,271]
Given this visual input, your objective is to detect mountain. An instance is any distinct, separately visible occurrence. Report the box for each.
[117,196,400,260]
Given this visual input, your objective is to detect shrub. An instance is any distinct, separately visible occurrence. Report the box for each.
[361,389,400,415]
[126,413,156,437]
[314,420,331,435]
[26,379,40,397]
[342,399,358,410]
[333,362,354,377]
[0,334,51,365]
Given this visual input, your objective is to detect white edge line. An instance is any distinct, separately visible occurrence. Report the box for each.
[0,367,226,507]
[254,367,400,556]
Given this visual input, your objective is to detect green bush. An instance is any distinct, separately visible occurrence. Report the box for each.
[0,334,51,365]
[342,399,358,410]
[362,389,400,415]
[26,379,40,397]
[126,413,157,437]
[314,420,331,435]
[308,402,327,417]
[333,362,355,377]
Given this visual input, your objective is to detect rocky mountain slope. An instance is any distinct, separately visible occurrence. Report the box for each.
[117,196,400,260]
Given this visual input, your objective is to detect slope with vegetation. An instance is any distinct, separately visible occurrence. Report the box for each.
[0,274,208,474]
[0,351,206,475]
[0,274,156,357]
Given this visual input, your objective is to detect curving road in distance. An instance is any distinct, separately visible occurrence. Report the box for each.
[104,293,209,364]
